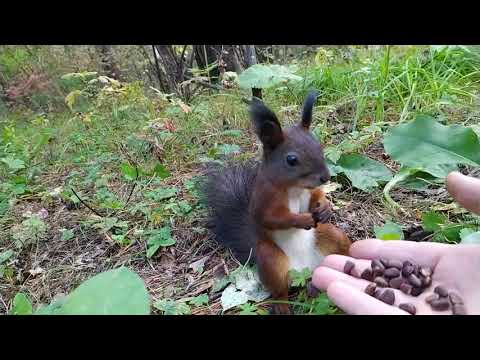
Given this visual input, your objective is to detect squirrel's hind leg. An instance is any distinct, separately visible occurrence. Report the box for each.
[314,223,351,256]
[256,238,291,315]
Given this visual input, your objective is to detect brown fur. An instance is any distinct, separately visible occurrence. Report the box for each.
[204,91,352,315]
[309,187,351,255]
[251,172,316,230]
[256,238,291,315]
[253,182,351,314]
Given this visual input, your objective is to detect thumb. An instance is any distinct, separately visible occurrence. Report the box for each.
[446,171,480,215]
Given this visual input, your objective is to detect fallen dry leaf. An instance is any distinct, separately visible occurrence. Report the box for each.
[29,267,44,276]
[432,202,459,211]
[322,182,342,194]
[189,256,209,273]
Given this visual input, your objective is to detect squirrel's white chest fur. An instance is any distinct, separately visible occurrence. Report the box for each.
[272,187,325,272]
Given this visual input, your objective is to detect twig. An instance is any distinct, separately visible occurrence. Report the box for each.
[70,187,103,217]
[123,164,138,207]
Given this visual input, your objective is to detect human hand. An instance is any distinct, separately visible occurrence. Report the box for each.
[312,171,480,315]
[313,239,480,314]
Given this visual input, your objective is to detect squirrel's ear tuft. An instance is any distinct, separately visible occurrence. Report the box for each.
[249,97,284,151]
[301,89,319,130]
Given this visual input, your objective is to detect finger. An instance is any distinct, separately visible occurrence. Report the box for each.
[350,239,450,268]
[446,171,480,215]
[313,265,371,291]
[320,254,372,276]
[313,266,413,306]
[326,281,409,315]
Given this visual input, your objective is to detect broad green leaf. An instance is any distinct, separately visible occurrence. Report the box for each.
[383,115,480,176]
[154,299,191,315]
[57,267,150,315]
[460,231,480,244]
[238,64,302,90]
[374,221,404,240]
[120,163,137,181]
[422,211,447,232]
[146,226,176,258]
[153,164,170,179]
[10,293,33,315]
[324,146,342,164]
[60,228,74,241]
[189,294,209,306]
[1,157,25,171]
[0,249,14,264]
[144,187,177,202]
[397,170,445,190]
[332,154,392,192]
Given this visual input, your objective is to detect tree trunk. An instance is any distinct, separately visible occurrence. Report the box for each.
[95,45,121,80]
[152,45,191,99]
[244,45,262,99]
[193,45,246,82]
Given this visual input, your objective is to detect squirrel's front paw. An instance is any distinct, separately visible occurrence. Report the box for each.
[312,203,332,225]
[297,215,315,230]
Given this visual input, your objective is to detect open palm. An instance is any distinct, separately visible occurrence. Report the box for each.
[312,171,480,315]
[313,239,480,315]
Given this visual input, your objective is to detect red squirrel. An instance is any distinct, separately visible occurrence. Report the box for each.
[203,90,351,314]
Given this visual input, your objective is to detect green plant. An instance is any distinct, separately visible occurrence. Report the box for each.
[289,268,312,288]
[237,302,268,315]
[10,293,33,315]
[374,221,404,240]
[189,294,209,307]
[238,64,302,90]
[145,226,175,258]
[12,215,47,249]
[329,154,392,192]
[154,299,191,315]
[421,211,462,243]
[383,115,480,210]
[10,267,150,315]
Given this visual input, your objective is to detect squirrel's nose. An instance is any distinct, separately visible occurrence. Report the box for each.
[319,173,330,184]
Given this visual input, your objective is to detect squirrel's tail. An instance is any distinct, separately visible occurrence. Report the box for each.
[200,160,258,264]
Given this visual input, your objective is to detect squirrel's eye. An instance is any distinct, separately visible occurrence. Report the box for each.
[286,154,298,166]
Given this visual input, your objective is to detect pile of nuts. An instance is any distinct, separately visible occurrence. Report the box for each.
[343,258,467,315]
